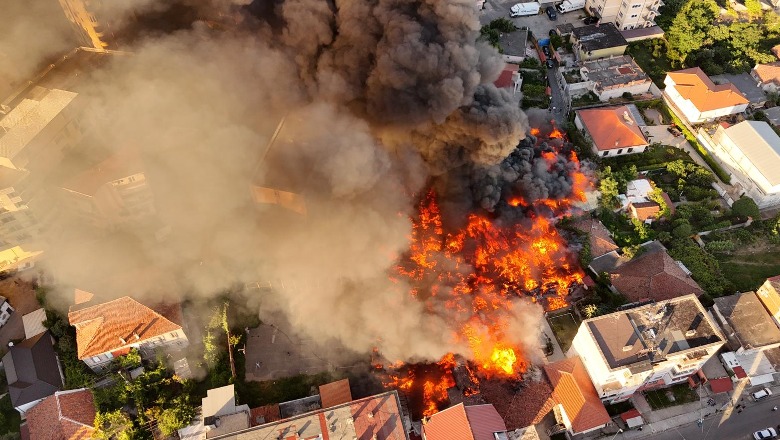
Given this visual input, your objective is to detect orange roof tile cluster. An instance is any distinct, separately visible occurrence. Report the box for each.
[577,106,647,151]
[494,64,519,89]
[667,68,749,112]
[479,379,555,430]
[26,389,96,440]
[628,201,661,221]
[68,296,183,359]
[571,217,619,259]
[318,379,352,409]
[753,62,780,86]
[610,246,703,302]
[772,45,780,59]
[543,357,610,434]
[349,392,406,439]
[249,404,281,426]
[422,404,507,440]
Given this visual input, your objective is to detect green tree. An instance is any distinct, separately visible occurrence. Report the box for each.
[732,196,759,220]
[151,397,196,436]
[673,223,693,238]
[745,0,763,16]
[648,188,670,218]
[94,410,136,440]
[665,0,719,65]
[118,348,142,370]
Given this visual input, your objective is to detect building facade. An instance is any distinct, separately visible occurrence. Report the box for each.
[585,0,662,30]
[568,295,725,404]
[663,68,749,125]
[575,105,648,157]
[570,24,628,62]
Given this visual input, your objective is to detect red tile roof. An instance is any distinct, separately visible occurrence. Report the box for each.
[733,366,747,379]
[610,246,703,302]
[708,377,733,394]
[68,296,183,359]
[619,409,641,423]
[629,201,660,221]
[26,389,96,440]
[544,357,610,434]
[423,404,474,440]
[319,379,352,409]
[752,62,780,86]
[577,106,648,151]
[667,68,748,112]
[479,378,554,430]
[249,404,281,426]
[572,218,619,258]
[464,405,507,440]
[494,65,519,89]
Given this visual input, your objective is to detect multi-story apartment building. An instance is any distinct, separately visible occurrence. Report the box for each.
[585,0,663,30]
[568,295,725,404]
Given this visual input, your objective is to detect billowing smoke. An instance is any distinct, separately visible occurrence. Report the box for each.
[29,0,578,364]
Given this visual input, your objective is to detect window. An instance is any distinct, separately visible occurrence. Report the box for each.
[618,10,623,17]
[630,14,638,17]
[627,147,633,153]
[602,151,609,157]
[169,331,178,338]
[632,3,641,7]
[617,149,623,154]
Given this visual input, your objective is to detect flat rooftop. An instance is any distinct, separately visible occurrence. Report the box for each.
[498,30,529,57]
[208,391,407,440]
[711,73,768,105]
[582,56,651,91]
[714,291,780,349]
[586,294,723,370]
[571,23,627,52]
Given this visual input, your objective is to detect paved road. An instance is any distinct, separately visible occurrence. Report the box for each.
[642,398,780,440]
[546,64,567,126]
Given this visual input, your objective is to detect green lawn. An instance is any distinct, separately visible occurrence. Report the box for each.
[547,312,580,353]
[719,249,780,292]
[644,384,699,410]
[602,144,694,172]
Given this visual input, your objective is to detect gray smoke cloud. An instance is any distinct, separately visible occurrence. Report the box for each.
[31,0,555,364]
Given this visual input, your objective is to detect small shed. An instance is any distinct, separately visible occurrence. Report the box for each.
[620,409,644,428]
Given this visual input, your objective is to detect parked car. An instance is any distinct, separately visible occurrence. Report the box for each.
[549,28,557,37]
[752,387,773,401]
[584,16,598,25]
[666,126,682,137]
[546,5,558,20]
[546,58,555,69]
[542,45,551,57]
[753,427,777,440]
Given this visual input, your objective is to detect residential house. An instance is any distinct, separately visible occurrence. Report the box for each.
[559,55,653,101]
[712,292,780,386]
[764,107,780,128]
[751,62,780,94]
[756,275,780,327]
[494,64,522,96]
[319,378,352,408]
[179,384,251,440]
[575,105,648,157]
[422,403,508,440]
[620,26,665,42]
[498,30,529,64]
[194,391,408,440]
[23,388,96,440]
[0,244,43,274]
[663,68,749,125]
[571,217,619,260]
[479,372,556,431]
[68,295,188,372]
[697,120,780,208]
[620,178,675,222]
[59,148,157,230]
[543,357,611,436]
[23,308,48,339]
[608,241,703,303]
[711,73,768,109]
[2,331,64,415]
[570,23,628,62]
[0,295,13,327]
[584,0,662,30]
[568,294,725,404]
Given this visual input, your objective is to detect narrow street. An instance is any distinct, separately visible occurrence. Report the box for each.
[547,64,567,127]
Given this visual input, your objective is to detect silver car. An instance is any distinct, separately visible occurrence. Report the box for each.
[754,427,777,440]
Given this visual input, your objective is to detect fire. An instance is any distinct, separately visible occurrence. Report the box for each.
[529,127,541,136]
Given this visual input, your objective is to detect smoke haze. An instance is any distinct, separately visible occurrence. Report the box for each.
[30,0,565,364]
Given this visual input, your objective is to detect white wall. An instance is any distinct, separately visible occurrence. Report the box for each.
[664,76,748,124]
[597,81,653,101]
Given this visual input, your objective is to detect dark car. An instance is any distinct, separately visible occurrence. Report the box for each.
[667,126,682,137]
[546,6,558,20]
[546,58,555,69]
[542,45,551,57]
[584,16,599,25]
[549,28,557,37]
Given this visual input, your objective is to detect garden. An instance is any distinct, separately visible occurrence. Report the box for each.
[547,310,580,353]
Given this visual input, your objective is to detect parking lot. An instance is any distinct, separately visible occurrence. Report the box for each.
[480,0,588,39]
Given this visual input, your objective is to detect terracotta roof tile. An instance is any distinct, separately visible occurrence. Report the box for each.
[610,245,703,302]
[68,296,183,359]
[619,409,641,423]
[318,379,352,409]
[422,404,474,440]
[249,404,281,426]
[629,202,660,221]
[753,62,780,86]
[494,64,519,89]
[667,68,749,112]
[479,378,554,430]
[464,404,507,440]
[26,389,96,440]
[577,106,647,151]
[572,218,619,259]
[708,377,733,394]
[544,357,610,434]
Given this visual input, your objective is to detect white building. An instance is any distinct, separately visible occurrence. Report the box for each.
[664,68,749,125]
[0,296,14,327]
[697,120,780,209]
[568,295,725,404]
[560,55,654,102]
[751,62,780,93]
[575,105,648,157]
[585,0,662,30]
[712,292,780,386]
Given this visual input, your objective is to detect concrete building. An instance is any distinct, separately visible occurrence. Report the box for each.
[756,275,780,327]
[68,295,188,372]
[664,68,749,125]
[568,295,725,404]
[59,148,157,230]
[559,55,653,101]
[751,62,780,93]
[494,64,523,96]
[712,292,780,386]
[585,0,662,30]
[575,105,648,157]
[697,120,780,209]
[570,24,628,62]
[0,244,43,274]
[498,30,529,64]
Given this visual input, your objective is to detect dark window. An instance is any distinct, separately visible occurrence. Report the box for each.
[617,149,623,154]
[627,147,634,153]
[603,151,609,157]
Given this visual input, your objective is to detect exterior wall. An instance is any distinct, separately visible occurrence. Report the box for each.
[502,54,525,64]
[585,0,621,22]
[83,329,189,372]
[15,397,45,417]
[576,45,628,62]
[584,0,660,27]
[664,76,748,124]
[596,80,652,101]
[595,145,647,157]
[0,301,14,327]
[698,127,780,209]
[57,0,109,49]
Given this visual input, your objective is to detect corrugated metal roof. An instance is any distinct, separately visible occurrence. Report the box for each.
[723,121,780,187]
